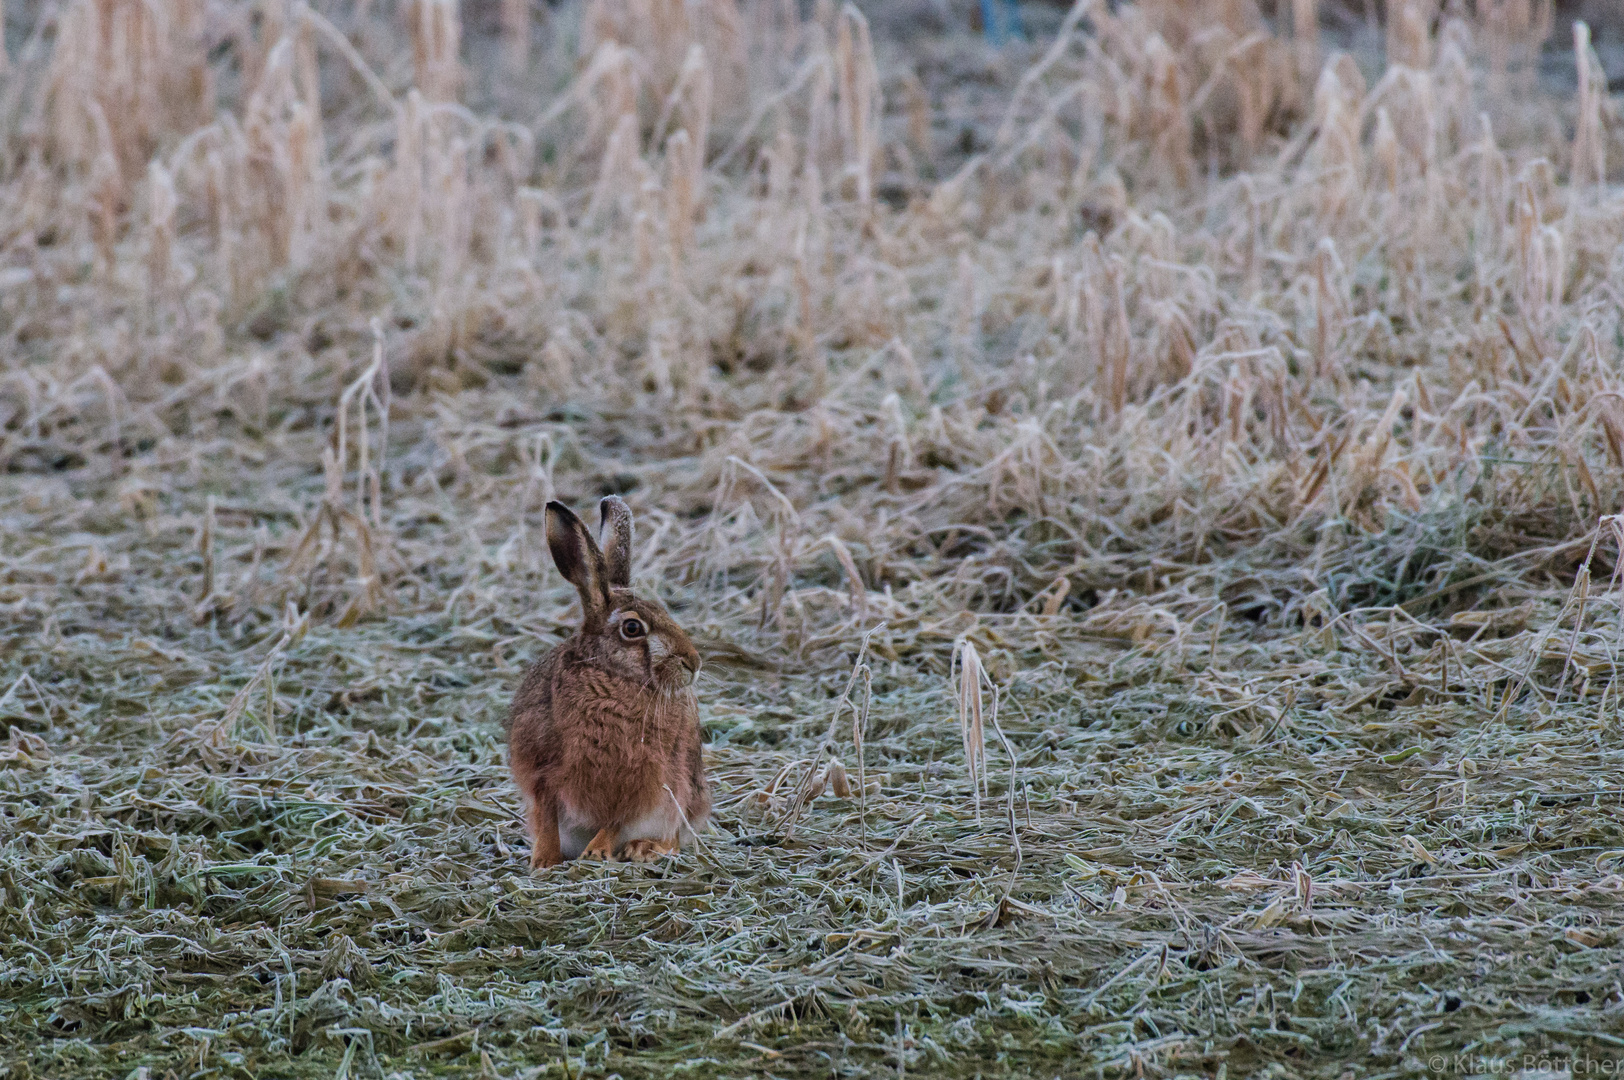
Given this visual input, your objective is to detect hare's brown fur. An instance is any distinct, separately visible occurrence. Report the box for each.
[506,498,709,868]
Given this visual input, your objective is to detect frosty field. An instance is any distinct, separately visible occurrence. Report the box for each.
[3,0,1624,1076]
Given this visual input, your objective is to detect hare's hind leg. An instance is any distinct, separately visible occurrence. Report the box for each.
[526,790,563,869]
[618,837,679,862]
[617,802,683,862]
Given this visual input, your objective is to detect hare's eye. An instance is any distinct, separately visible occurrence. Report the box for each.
[619,617,646,640]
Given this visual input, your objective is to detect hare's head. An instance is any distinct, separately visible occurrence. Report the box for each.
[546,496,701,691]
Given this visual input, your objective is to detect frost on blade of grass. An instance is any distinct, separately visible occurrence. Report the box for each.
[3,0,1624,1076]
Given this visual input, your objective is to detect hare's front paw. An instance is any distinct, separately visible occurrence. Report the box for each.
[582,827,617,861]
[618,838,678,863]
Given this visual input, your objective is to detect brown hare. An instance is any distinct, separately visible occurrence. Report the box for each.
[506,496,709,867]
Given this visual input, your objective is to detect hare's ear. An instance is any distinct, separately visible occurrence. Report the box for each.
[598,495,633,588]
[546,501,609,627]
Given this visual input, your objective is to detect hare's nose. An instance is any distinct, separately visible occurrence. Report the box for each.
[681,652,702,675]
